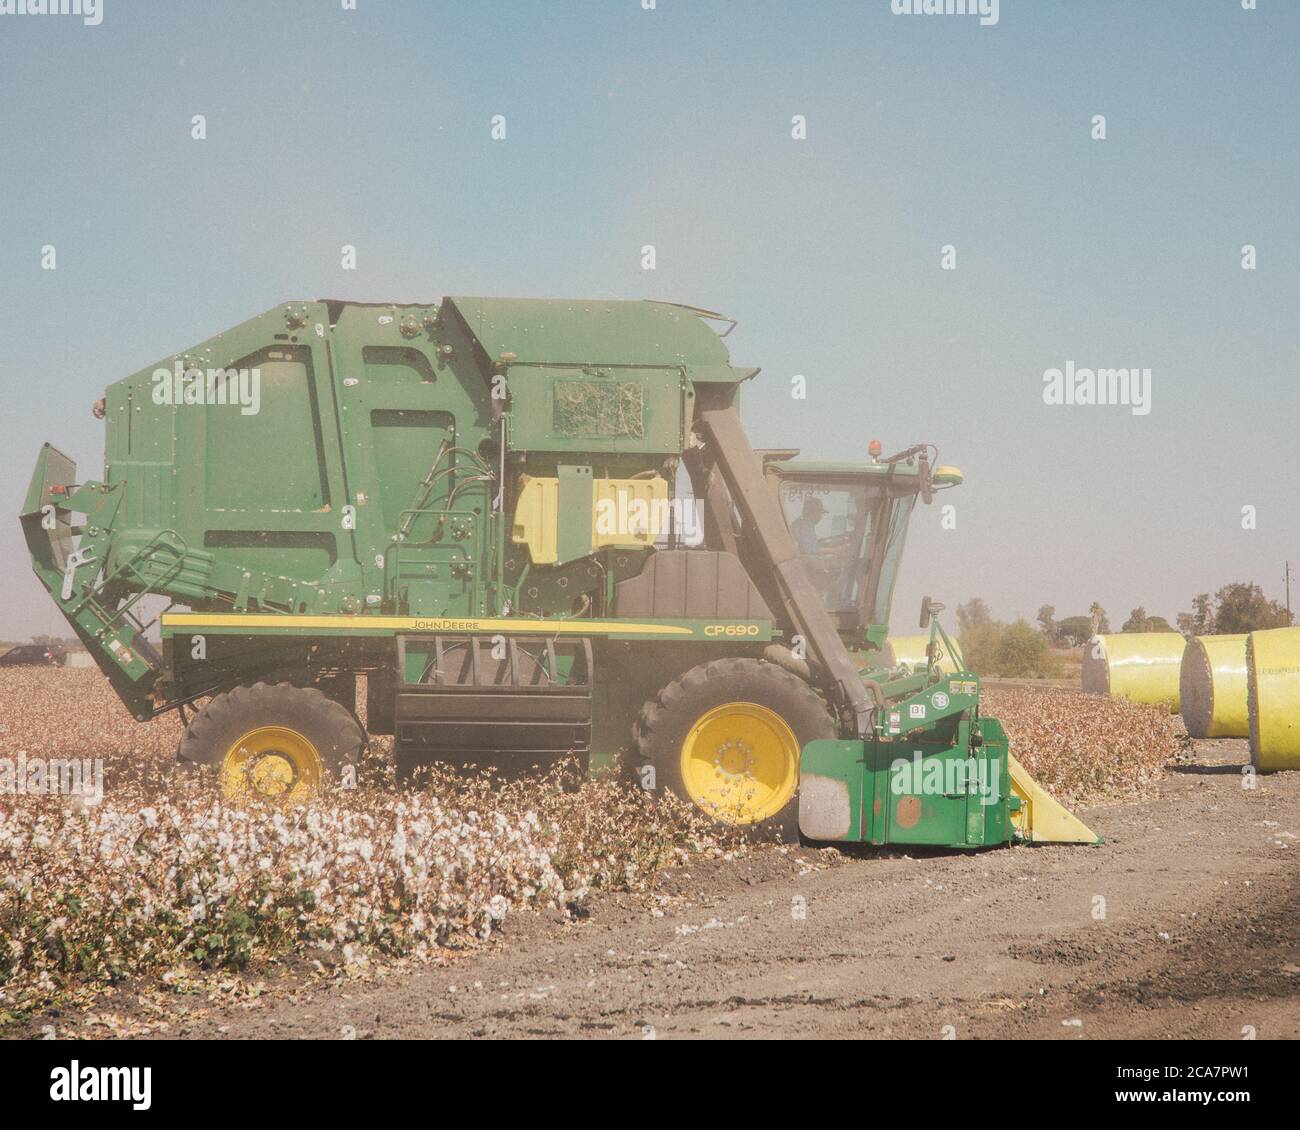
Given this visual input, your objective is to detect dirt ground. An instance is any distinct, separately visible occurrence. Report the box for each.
[87,734,1290,1041]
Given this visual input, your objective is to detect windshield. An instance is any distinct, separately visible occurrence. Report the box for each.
[778,479,916,624]
[869,494,916,623]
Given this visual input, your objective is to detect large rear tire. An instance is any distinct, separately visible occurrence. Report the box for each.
[178,681,366,803]
[634,657,834,841]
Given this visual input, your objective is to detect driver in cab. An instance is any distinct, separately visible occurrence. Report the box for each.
[791,494,859,609]
[790,495,824,555]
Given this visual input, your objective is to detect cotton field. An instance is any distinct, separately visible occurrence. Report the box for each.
[0,669,739,1018]
[0,670,1184,1020]
[983,687,1182,806]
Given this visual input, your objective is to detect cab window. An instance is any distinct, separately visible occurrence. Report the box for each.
[779,482,875,614]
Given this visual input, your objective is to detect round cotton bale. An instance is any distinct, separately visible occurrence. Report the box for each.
[1179,634,1248,738]
[884,633,965,674]
[1081,633,1185,710]
[1246,626,1300,771]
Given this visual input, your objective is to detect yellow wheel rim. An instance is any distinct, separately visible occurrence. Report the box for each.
[219,725,323,803]
[679,702,800,824]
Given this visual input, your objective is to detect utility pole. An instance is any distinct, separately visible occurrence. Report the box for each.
[1286,560,1295,624]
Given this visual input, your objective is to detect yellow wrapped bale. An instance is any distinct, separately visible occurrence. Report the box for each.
[1081,633,1185,710]
[1179,635,1249,738]
[1247,626,1300,771]
[884,633,964,674]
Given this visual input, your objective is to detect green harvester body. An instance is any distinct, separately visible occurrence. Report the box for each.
[21,296,1098,848]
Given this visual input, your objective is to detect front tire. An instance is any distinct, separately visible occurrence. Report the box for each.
[634,657,834,840]
[178,681,366,802]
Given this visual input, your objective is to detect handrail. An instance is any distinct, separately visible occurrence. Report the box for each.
[69,530,191,633]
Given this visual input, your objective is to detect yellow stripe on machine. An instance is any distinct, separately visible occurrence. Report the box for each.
[160,612,696,637]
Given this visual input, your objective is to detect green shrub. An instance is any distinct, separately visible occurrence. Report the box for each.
[959,619,1061,679]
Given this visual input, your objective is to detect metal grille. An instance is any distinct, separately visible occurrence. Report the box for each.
[551,380,645,438]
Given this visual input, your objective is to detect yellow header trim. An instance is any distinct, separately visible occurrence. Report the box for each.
[161,612,694,637]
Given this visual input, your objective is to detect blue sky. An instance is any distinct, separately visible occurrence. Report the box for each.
[1,0,1296,638]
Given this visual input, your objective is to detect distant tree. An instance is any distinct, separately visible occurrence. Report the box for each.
[1121,607,1149,633]
[1176,592,1215,637]
[1056,616,1094,647]
[1121,608,1175,633]
[1211,582,1293,634]
[958,620,1002,676]
[1036,604,1057,641]
[956,598,993,634]
[996,619,1060,678]
[1088,602,1111,635]
[957,618,1062,678]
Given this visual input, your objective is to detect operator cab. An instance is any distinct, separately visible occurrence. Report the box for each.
[759,448,961,646]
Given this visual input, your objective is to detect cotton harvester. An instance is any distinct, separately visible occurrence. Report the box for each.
[22,296,1098,847]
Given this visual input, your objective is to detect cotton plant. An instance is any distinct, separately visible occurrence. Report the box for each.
[0,669,740,1018]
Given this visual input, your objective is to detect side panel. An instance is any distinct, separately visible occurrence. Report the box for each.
[800,725,1012,848]
[507,364,685,455]
[798,740,866,842]
[329,304,496,616]
[103,302,357,611]
[394,635,592,759]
